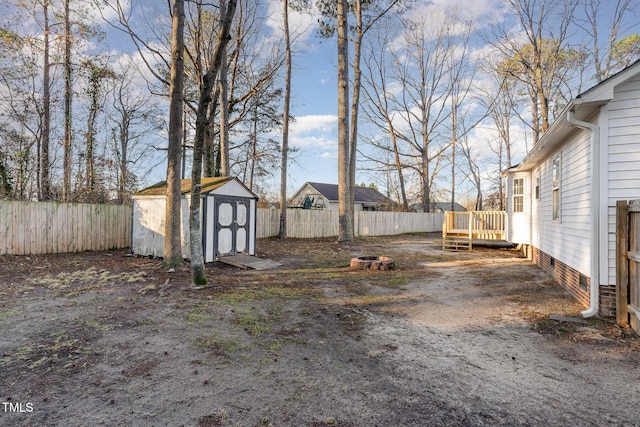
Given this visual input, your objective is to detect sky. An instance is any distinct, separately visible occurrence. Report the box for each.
[260,0,640,200]
[7,0,638,201]
[123,0,513,195]
[259,0,517,196]
[258,0,502,195]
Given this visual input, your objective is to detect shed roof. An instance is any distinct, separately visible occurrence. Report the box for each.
[305,182,391,205]
[134,176,238,197]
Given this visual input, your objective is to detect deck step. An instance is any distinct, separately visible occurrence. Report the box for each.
[442,233,471,251]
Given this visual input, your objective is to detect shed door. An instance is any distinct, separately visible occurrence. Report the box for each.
[214,197,250,257]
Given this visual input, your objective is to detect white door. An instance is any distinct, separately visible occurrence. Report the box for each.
[214,197,250,257]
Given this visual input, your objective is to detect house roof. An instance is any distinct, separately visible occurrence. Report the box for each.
[134,176,240,196]
[304,182,392,205]
[409,202,467,212]
[507,59,640,173]
[433,202,467,212]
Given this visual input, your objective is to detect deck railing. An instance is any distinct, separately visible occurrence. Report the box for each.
[442,211,506,250]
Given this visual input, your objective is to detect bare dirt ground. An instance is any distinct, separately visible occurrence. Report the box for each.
[1,233,639,427]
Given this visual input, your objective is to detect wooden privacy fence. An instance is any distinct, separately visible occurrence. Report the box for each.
[256,209,444,239]
[616,199,640,334]
[1,202,442,255]
[0,201,131,255]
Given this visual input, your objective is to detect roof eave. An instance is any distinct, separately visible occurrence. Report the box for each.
[506,60,640,174]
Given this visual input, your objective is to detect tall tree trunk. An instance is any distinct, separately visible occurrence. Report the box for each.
[337,0,352,242]
[389,130,407,210]
[85,66,101,201]
[40,0,51,201]
[219,0,230,177]
[278,0,291,239]
[248,105,257,190]
[347,0,363,232]
[421,150,429,212]
[451,96,456,212]
[62,0,72,202]
[164,0,186,268]
[189,0,237,287]
[118,123,128,205]
[204,89,219,177]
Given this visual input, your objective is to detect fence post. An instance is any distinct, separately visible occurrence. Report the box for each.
[616,200,629,325]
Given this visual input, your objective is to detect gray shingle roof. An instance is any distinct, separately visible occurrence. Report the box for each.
[307,182,390,205]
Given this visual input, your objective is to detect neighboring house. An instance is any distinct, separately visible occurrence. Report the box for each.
[409,202,467,212]
[131,177,258,262]
[289,182,394,211]
[504,60,640,318]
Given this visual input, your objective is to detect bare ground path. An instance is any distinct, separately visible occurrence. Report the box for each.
[1,234,639,426]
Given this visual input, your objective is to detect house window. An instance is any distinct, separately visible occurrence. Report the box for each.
[552,156,561,221]
[513,178,524,213]
[535,176,540,200]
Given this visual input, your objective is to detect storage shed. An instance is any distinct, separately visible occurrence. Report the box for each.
[132,177,258,262]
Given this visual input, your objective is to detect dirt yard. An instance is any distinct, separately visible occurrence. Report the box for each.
[1,233,639,426]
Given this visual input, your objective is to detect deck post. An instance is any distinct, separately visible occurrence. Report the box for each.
[468,211,473,250]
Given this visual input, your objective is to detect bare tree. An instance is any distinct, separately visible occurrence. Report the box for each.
[458,136,483,210]
[164,0,186,268]
[109,64,163,205]
[183,0,285,185]
[278,0,292,239]
[575,0,636,82]
[361,28,409,210]
[62,0,73,201]
[188,0,237,286]
[390,12,459,212]
[41,0,52,200]
[217,0,231,177]
[335,0,352,242]
[489,0,578,143]
[317,0,401,241]
[79,59,114,202]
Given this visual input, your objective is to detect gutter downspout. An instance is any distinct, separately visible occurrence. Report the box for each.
[567,110,600,318]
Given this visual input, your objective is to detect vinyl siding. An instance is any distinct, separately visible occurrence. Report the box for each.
[531,167,541,248]
[537,129,592,277]
[606,76,640,285]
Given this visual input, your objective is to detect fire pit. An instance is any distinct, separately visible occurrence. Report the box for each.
[350,256,395,271]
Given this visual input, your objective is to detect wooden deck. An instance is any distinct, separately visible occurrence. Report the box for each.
[442,211,506,250]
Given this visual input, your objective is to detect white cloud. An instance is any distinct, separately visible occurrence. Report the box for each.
[321,151,337,159]
[94,0,131,24]
[267,114,338,152]
[427,0,506,24]
[265,0,320,49]
[289,115,338,151]
[291,114,337,134]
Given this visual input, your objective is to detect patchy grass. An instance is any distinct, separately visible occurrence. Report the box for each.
[372,274,410,289]
[78,318,112,332]
[29,267,147,297]
[234,309,272,336]
[193,334,242,358]
[185,303,214,324]
[214,285,320,305]
[1,328,95,374]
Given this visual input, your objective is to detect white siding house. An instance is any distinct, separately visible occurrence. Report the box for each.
[504,60,640,318]
[289,182,394,211]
